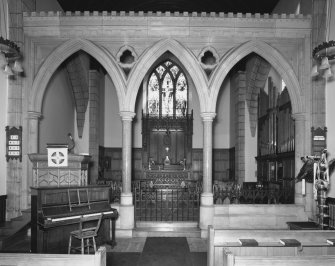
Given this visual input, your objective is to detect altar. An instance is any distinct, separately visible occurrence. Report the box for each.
[143,163,191,180]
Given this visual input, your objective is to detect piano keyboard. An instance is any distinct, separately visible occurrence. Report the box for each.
[48,210,115,223]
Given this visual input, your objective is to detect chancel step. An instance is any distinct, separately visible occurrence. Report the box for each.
[134,221,200,237]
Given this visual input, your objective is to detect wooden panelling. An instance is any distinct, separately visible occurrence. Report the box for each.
[0,195,6,223]
[133,148,143,180]
[213,148,235,182]
[99,146,235,182]
[190,148,202,181]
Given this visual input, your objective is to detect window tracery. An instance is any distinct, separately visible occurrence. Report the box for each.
[147,60,188,116]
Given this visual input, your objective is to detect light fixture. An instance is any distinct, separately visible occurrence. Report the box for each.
[0,36,23,76]
[312,40,335,79]
[3,64,14,75]
[312,0,334,80]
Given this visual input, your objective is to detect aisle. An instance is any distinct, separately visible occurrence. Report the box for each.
[107,237,206,266]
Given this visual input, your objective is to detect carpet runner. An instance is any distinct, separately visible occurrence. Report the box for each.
[107,237,206,266]
[137,237,192,266]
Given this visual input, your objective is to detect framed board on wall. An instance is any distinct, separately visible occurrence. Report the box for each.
[311,127,327,157]
[6,126,22,162]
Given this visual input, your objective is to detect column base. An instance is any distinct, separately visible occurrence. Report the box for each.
[200,192,214,238]
[121,192,133,205]
[199,204,214,238]
[118,203,134,237]
[201,192,214,205]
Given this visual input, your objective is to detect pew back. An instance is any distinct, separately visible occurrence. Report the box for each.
[208,226,335,266]
[0,246,106,266]
[224,250,335,266]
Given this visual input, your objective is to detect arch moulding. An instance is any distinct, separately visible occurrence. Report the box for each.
[29,38,126,114]
[126,38,208,113]
[209,40,304,115]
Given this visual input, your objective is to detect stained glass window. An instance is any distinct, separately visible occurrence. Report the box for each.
[148,73,159,115]
[147,60,188,116]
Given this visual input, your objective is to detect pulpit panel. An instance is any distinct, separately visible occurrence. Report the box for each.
[28,153,91,187]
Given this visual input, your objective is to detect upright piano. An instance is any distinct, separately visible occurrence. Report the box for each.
[31,185,118,253]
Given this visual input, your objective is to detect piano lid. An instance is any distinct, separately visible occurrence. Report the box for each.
[41,200,111,219]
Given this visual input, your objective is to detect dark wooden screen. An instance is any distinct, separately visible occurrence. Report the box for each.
[256,78,295,189]
[142,111,193,169]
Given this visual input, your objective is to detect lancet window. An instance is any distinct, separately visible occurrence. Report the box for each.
[147,60,188,117]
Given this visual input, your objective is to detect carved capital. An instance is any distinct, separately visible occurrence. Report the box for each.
[200,112,216,122]
[291,112,305,121]
[120,111,136,121]
[27,111,42,120]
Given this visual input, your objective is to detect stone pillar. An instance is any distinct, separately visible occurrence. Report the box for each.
[118,111,135,237]
[292,113,311,210]
[311,0,327,127]
[88,70,100,184]
[234,71,246,184]
[25,111,42,206]
[5,0,24,220]
[6,111,40,220]
[199,112,216,238]
[27,112,41,154]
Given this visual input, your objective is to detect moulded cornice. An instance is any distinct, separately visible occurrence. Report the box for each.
[23,11,311,39]
[23,11,311,20]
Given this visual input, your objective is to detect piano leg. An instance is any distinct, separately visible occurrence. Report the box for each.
[42,229,49,253]
[105,218,117,248]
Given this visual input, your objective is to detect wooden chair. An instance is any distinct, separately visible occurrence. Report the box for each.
[68,214,103,254]
[67,188,91,211]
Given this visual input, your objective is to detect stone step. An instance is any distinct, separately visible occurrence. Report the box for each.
[213,213,300,229]
[134,221,200,237]
[214,204,306,216]
[136,221,198,228]
[133,227,201,238]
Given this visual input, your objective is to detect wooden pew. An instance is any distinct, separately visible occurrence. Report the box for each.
[208,226,335,266]
[0,246,106,266]
[223,250,335,266]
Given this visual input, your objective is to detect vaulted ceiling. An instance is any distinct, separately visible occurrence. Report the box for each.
[57,0,280,13]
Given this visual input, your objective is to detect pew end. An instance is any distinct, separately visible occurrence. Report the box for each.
[208,225,335,266]
[0,246,106,266]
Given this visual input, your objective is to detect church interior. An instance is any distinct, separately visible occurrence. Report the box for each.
[1,0,335,265]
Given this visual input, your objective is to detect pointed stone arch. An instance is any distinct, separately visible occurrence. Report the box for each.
[209,40,303,115]
[126,38,208,113]
[29,38,126,114]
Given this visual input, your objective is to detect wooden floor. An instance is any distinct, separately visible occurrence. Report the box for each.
[0,224,31,253]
